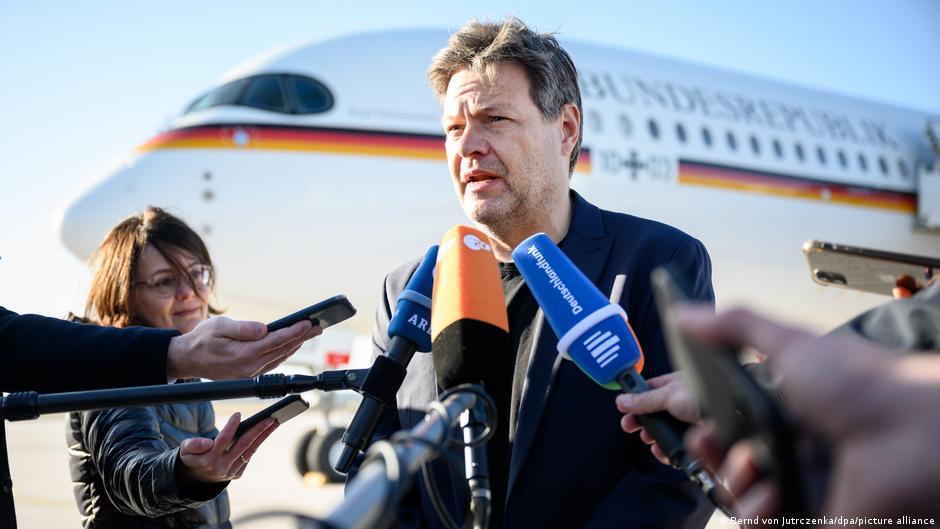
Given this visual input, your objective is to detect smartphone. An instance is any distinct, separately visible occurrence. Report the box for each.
[266,295,357,332]
[650,266,806,514]
[804,240,940,296]
[234,395,309,439]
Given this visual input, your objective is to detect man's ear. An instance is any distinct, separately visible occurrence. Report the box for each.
[559,103,581,158]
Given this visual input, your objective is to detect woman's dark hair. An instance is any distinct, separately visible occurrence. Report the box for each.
[84,206,220,327]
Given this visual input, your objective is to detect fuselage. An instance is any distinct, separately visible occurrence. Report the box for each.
[58,29,940,335]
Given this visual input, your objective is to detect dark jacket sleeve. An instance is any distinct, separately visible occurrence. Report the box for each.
[0,306,176,392]
[829,281,940,352]
[81,406,226,517]
[586,238,715,529]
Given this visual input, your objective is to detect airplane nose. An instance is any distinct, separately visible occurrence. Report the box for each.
[55,156,141,261]
[56,191,102,261]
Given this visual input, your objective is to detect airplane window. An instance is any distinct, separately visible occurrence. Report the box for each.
[898,159,909,179]
[240,76,288,112]
[750,135,761,156]
[837,150,848,170]
[675,123,687,143]
[816,146,827,166]
[726,131,737,151]
[648,119,660,140]
[772,139,784,159]
[878,156,889,176]
[290,75,334,114]
[618,114,633,137]
[185,78,250,113]
[794,143,805,162]
[858,153,868,173]
[702,127,713,147]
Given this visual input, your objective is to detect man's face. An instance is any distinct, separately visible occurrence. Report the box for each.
[441,62,572,233]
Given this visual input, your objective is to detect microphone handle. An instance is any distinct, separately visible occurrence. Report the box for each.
[617,369,690,466]
[617,368,734,517]
[335,335,417,473]
[461,391,491,529]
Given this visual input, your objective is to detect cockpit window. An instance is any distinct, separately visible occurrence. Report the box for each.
[290,76,333,114]
[184,74,334,115]
[186,78,250,113]
[241,76,288,112]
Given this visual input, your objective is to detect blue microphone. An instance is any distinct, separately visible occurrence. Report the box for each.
[513,233,731,515]
[513,234,644,390]
[335,245,438,473]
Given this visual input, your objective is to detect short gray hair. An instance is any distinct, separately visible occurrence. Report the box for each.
[428,17,583,175]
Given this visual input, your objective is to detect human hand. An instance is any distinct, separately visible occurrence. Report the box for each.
[166,317,322,380]
[679,306,940,520]
[615,371,700,465]
[178,412,277,483]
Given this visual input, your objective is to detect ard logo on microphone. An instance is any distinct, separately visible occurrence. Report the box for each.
[407,313,430,334]
[583,330,620,368]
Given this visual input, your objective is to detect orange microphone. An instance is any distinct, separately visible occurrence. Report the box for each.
[431,226,510,389]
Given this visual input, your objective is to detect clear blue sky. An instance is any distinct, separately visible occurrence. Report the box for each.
[2,1,939,317]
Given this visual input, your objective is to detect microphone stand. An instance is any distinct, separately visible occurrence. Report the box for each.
[335,337,416,473]
[0,370,368,421]
[460,389,491,529]
[325,384,496,529]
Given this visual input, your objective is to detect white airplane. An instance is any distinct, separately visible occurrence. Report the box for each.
[54,27,940,490]
[58,28,940,339]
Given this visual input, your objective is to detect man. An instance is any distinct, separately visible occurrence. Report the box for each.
[361,18,714,528]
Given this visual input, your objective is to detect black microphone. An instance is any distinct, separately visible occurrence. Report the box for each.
[334,245,438,474]
[431,226,510,529]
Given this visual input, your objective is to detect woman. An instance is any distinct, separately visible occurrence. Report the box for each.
[67,207,276,529]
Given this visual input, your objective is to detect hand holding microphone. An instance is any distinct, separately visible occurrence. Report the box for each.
[512,233,731,515]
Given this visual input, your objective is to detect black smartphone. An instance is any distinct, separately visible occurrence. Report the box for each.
[266,295,357,332]
[234,395,310,439]
[803,240,939,296]
[650,266,806,515]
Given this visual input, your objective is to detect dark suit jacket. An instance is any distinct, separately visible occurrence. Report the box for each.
[0,306,176,393]
[360,191,715,529]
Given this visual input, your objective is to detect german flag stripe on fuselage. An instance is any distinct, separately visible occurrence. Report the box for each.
[137,124,593,173]
[678,159,916,213]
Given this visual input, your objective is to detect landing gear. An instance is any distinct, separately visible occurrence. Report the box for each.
[294,427,346,483]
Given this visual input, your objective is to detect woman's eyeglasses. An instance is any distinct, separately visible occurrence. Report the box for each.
[134,264,213,298]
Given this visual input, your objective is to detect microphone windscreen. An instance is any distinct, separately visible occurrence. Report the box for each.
[431,226,510,388]
[388,245,438,352]
[512,233,644,389]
